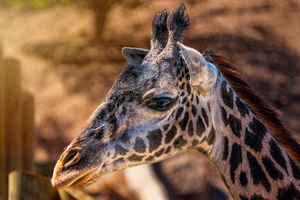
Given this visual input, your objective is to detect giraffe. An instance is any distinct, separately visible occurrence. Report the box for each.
[52,4,300,199]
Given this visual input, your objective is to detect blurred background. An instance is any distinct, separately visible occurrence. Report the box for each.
[0,0,300,199]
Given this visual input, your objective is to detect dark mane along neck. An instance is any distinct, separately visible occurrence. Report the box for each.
[205,51,300,166]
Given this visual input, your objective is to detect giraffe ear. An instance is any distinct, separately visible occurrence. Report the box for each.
[177,42,218,89]
[122,47,149,65]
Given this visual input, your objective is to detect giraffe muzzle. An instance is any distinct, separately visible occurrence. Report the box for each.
[52,143,105,189]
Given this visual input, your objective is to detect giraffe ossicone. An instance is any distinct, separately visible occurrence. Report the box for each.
[52,3,300,199]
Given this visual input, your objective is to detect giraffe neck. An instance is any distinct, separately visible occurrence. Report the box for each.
[198,80,300,200]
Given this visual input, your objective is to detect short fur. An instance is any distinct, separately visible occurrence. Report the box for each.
[204,51,300,166]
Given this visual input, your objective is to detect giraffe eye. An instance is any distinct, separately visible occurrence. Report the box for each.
[146,97,175,111]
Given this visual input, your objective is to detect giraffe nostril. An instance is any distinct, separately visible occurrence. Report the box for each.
[63,148,80,168]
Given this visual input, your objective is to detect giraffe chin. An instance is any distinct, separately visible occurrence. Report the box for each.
[70,170,101,188]
[52,167,101,189]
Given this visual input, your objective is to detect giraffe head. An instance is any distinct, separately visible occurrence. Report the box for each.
[52,4,220,188]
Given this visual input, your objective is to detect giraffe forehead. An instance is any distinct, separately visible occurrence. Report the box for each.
[108,62,180,101]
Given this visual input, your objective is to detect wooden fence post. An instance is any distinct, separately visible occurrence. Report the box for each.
[1,45,89,200]
[21,91,35,171]
[8,170,59,200]
[0,43,7,200]
[3,58,22,179]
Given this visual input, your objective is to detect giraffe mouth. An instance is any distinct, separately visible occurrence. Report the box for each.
[52,166,102,189]
[71,168,102,188]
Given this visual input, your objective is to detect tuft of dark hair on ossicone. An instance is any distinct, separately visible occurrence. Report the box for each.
[167,3,190,43]
[151,9,169,50]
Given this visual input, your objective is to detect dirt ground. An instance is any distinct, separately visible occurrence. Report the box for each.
[1,0,300,199]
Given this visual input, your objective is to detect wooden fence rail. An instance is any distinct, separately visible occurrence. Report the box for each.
[8,171,95,200]
[8,171,59,200]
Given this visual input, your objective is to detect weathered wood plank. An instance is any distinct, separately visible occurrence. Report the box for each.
[21,91,35,171]
[3,58,22,174]
[0,42,7,200]
[8,170,59,200]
